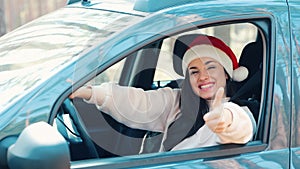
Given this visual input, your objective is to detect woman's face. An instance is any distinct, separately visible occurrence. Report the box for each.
[188,57,227,100]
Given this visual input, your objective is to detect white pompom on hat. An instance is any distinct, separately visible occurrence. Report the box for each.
[182,35,248,82]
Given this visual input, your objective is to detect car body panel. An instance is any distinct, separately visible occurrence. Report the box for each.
[289,0,300,168]
[68,0,291,167]
[1,0,300,168]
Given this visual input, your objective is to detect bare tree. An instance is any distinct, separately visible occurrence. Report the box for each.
[0,0,67,35]
[0,0,6,36]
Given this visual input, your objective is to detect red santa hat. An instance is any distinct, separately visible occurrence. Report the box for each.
[182,35,248,82]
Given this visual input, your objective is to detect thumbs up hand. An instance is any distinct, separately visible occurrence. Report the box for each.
[203,87,233,133]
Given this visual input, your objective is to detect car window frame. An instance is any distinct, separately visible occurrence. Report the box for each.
[50,15,276,168]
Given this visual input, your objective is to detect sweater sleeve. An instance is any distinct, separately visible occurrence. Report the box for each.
[85,83,180,132]
[217,102,256,144]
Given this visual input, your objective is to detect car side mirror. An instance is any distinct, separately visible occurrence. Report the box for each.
[7,122,70,169]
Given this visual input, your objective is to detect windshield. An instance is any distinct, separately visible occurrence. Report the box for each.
[0,7,141,112]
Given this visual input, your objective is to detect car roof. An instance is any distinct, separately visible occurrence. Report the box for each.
[67,0,148,16]
[67,0,288,13]
[67,0,200,13]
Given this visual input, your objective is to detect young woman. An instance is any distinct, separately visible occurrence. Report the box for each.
[70,35,256,152]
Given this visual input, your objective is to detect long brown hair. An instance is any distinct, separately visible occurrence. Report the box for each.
[162,69,209,151]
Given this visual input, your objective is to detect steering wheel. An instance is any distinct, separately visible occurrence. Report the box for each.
[62,98,99,159]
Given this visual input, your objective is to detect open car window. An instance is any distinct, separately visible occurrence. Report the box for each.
[55,19,269,163]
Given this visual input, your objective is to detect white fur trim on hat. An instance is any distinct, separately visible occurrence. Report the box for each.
[182,45,233,78]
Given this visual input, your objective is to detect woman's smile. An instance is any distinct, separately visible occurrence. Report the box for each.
[198,82,214,90]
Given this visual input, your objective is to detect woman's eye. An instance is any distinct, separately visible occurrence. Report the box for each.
[207,66,216,70]
[190,71,199,75]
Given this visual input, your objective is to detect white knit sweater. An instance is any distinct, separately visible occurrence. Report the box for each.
[86,83,256,152]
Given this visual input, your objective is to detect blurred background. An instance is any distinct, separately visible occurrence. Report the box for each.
[0,0,67,36]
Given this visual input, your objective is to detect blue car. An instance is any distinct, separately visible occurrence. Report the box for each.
[0,0,299,168]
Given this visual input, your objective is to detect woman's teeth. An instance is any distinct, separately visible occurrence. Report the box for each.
[200,83,213,89]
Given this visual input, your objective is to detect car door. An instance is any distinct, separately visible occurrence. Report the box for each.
[51,1,292,168]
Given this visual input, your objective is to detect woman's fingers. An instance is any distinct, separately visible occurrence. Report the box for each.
[211,87,224,110]
[204,87,228,132]
[204,87,224,121]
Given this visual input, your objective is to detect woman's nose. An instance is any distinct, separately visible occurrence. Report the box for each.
[198,70,209,81]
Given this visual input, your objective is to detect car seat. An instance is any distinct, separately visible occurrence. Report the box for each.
[230,33,263,122]
[231,33,263,102]
[173,34,202,77]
